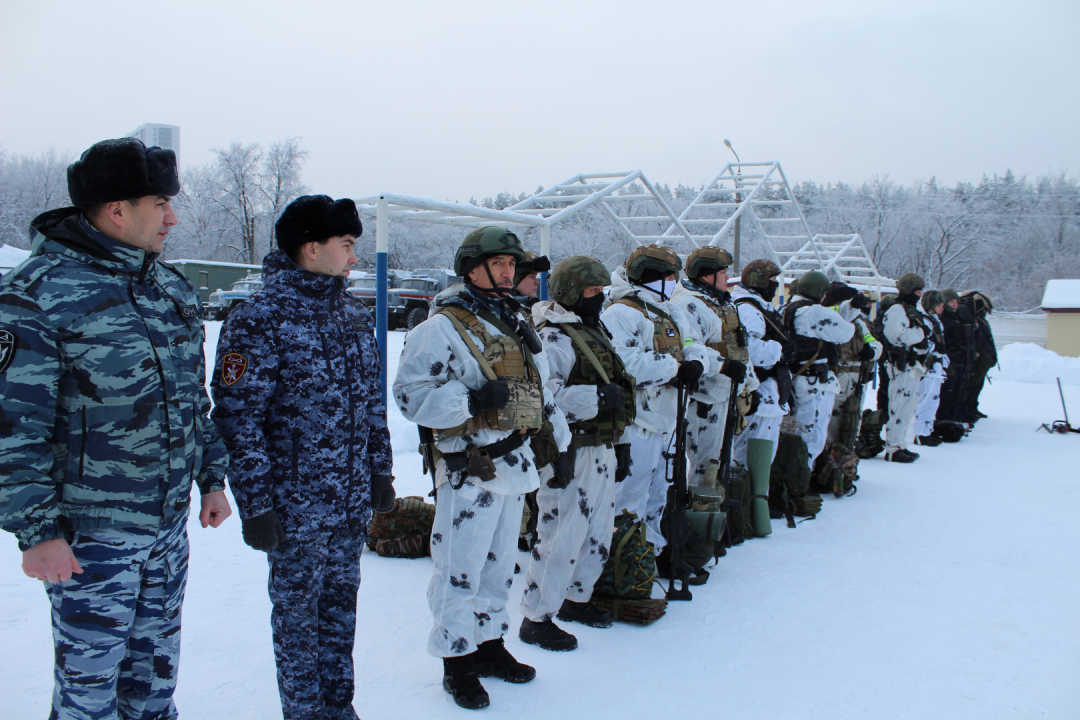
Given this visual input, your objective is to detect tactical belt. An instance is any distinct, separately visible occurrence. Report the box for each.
[442,432,528,480]
[570,429,612,449]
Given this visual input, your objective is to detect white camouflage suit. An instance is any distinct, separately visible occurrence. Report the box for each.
[393,285,569,658]
[520,301,620,622]
[882,301,928,454]
[786,295,855,468]
[730,285,787,466]
[670,280,758,485]
[914,308,949,438]
[600,270,709,551]
[826,300,882,446]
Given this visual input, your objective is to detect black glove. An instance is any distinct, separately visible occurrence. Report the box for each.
[747,389,761,416]
[858,345,876,361]
[596,384,625,413]
[242,509,287,553]
[547,452,574,489]
[676,360,704,386]
[370,473,396,513]
[720,359,747,384]
[913,333,929,351]
[781,340,798,365]
[468,378,510,416]
[850,293,871,310]
[614,444,632,483]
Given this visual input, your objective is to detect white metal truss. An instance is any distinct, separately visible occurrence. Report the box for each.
[508,171,695,249]
[663,161,890,289]
[352,193,548,230]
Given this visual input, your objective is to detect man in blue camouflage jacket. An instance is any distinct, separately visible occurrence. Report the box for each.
[212,195,394,720]
[0,137,233,720]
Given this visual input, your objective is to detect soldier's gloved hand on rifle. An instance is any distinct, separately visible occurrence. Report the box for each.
[747,389,761,416]
[858,345,876,361]
[720,359,747,384]
[547,452,575,489]
[614,444,632,483]
[370,473,396,513]
[596,384,625,413]
[468,377,510,416]
[242,509,287,553]
[675,360,704,386]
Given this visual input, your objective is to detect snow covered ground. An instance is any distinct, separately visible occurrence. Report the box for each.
[2,333,1078,720]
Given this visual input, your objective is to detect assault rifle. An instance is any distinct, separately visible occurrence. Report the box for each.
[418,425,439,498]
[717,377,743,546]
[664,381,699,601]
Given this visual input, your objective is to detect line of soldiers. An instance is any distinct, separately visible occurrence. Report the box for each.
[394,230,1001,710]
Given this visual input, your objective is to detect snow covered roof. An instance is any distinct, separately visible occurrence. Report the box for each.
[0,244,31,270]
[1040,279,1080,310]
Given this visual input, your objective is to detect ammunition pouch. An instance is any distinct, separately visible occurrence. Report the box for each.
[442,432,528,484]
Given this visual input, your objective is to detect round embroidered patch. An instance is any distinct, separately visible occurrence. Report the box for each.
[221,352,248,386]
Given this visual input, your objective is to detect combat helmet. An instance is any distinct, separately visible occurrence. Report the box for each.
[684,246,733,280]
[454,226,526,277]
[921,289,945,313]
[549,256,612,307]
[794,270,829,302]
[740,259,781,290]
[513,251,552,288]
[896,272,925,296]
[624,244,681,283]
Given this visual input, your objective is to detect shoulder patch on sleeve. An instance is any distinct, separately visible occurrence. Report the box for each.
[221,352,248,386]
[0,329,16,373]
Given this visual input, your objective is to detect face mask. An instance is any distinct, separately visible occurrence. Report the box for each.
[643,278,675,300]
[572,293,605,319]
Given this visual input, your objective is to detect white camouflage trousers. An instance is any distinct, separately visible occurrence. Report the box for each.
[686,382,732,486]
[826,371,860,446]
[793,390,836,470]
[732,413,782,468]
[521,444,617,621]
[914,372,945,438]
[885,364,925,453]
[427,476,523,658]
[613,425,671,551]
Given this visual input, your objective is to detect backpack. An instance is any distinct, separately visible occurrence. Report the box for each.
[366,496,437,558]
[810,442,859,497]
[768,429,822,526]
[589,510,668,625]
[856,408,887,459]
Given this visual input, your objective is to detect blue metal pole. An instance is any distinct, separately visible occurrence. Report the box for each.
[376,197,389,406]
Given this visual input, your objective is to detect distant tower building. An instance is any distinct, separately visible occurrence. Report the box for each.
[129,123,180,164]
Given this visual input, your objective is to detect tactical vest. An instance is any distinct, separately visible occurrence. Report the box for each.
[538,320,637,447]
[782,298,835,372]
[836,315,869,366]
[733,295,789,347]
[697,293,749,364]
[614,295,684,361]
[435,305,544,440]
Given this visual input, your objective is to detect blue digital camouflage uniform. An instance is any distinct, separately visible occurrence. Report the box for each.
[212,249,391,720]
[0,207,229,720]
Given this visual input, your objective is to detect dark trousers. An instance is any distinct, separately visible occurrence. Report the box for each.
[268,532,363,720]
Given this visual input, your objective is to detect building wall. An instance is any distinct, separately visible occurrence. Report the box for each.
[988,312,1047,349]
[1046,313,1080,358]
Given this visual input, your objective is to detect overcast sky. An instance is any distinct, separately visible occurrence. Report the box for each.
[2,0,1077,203]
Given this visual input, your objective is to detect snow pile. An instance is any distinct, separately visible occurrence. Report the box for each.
[989,341,1080,385]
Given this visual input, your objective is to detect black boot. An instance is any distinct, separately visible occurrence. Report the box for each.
[442,655,490,710]
[519,617,578,651]
[884,448,919,463]
[472,639,535,683]
[914,434,942,447]
[557,599,614,628]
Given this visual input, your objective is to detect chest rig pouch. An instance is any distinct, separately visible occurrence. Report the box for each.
[615,296,684,361]
[435,306,544,441]
[543,321,637,447]
[700,295,749,364]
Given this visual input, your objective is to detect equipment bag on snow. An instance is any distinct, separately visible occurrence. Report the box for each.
[589,510,668,625]
[810,442,859,497]
[768,430,822,527]
[366,496,437,558]
[856,408,887,459]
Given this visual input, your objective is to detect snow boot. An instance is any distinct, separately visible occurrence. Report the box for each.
[914,434,942,447]
[471,639,536,684]
[883,448,919,463]
[442,655,490,710]
[557,599,614,628]
[519,617,578,651]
